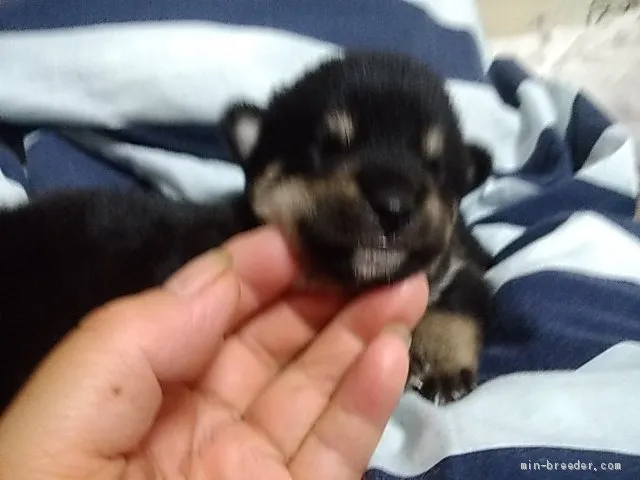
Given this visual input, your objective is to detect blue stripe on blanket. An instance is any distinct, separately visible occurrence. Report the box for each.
[475,178,635,228]
[491,211,640,264]
[487,58,528,108]
[1,1,640,479]
[25,132,149,195]
[92,125,230,161]
[484,271,640,378]
[475,180,636,230]
[1,130,149,195]
[0,144,26,186]
[566,93,614,169]
[511,128,574,182]
[0,0,485,82]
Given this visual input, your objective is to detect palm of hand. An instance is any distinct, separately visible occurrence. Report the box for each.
[0,228,427,480]
[124,284,409,480]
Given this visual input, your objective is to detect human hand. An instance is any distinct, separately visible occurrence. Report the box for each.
[0,226,428,480]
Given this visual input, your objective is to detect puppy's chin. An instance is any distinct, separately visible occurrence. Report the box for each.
[293,221,432,290]
[351,247,408,283]
[297,242,424,290]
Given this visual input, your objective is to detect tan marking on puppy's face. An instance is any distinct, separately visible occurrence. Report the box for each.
[250,161,360,241]
[634,197,640,222]
[325,110,355,147]
[250,152,461,288]
[422,124,445,158]
[419,185,458,253]
[250,162,313,240]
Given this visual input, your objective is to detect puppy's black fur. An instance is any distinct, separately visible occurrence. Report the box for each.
[0,51,493,410]
[0,190,258,408]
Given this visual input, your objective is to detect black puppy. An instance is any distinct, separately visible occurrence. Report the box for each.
[0,51,492,410]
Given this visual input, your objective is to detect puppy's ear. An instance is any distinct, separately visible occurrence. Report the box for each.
[221,102,264,164]
[463,144,493,195]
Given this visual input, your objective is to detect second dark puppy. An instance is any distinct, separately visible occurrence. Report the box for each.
[0,51,493,409]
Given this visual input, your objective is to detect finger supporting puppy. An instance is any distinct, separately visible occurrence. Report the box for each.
[164,248,233,299]
[195,290,347,414]
[335,272,429,343]
[288,327,411,479]
[240,273,427,463]
[222,225,302,325]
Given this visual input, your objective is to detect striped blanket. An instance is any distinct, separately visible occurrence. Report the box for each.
[1,1,639,478]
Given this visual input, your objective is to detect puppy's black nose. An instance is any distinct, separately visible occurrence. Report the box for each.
[367,187,415,232]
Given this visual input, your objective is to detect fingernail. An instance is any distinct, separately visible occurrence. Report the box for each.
[166,248,233,299]
[383,323,413,349]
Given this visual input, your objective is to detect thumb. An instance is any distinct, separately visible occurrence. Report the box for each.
[0,248,240,470]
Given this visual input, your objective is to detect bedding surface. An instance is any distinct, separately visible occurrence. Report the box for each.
[1,1,639,478]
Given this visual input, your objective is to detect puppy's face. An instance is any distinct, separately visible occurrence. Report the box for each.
[222,53,488,289]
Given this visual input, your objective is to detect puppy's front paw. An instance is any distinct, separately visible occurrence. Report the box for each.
[417,365,477,405]
[408,311,481,405]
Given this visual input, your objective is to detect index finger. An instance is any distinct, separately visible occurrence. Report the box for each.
[222,225,302,324]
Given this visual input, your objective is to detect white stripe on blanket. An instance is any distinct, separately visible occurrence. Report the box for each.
[485,212,640,292]
[370,341,640,477]
[0,22,341,127]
